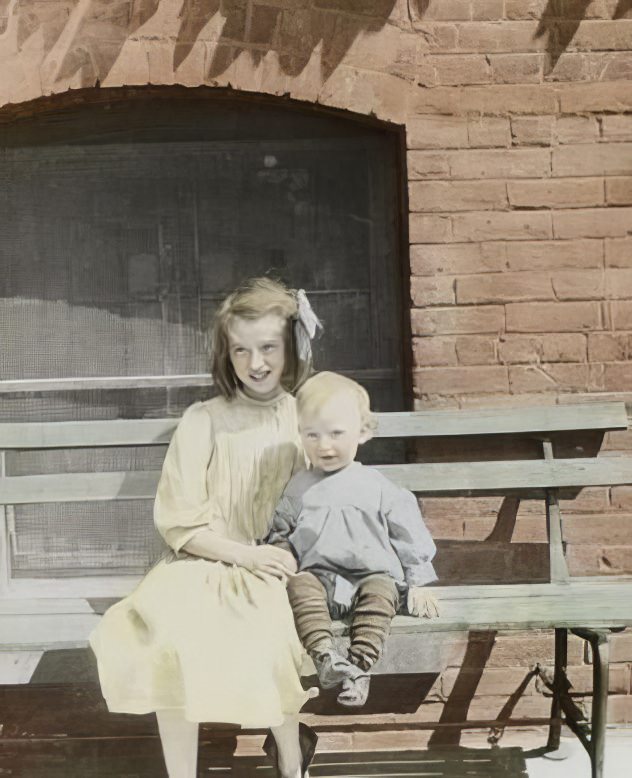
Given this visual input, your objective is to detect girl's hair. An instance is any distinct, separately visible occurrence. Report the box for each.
[211,277,313,398]
[296,371,378,435]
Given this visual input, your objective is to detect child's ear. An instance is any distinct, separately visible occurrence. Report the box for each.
[358,425,373,445]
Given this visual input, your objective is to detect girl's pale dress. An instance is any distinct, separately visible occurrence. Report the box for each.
[90,391,310,726]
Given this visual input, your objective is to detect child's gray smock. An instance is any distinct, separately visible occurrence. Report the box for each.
[267,461,437,608]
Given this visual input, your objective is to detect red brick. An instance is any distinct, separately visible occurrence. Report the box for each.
[607,695,632,724]
[410,180,508,212]
[505,239,603,271]
[611,632,632,663]
[606,269,632,298]
[605,428,632,451]
[612,486,632,511]
[407,151,451,179]
[411,276,456,306]
[605,363,632,390]
[606,177,632,205]
[551,270,605,301]
[504,0,547,19]
[410,242,507,276]
[553,208,632,239]
[441,667,539,698]
[411,306,505,336]
[468,117,511,148]
[601,115,632,142]
[472,0,505,21]
[456,272,553,304]
[457,21,548,53]
[553,144,632,177]
[601,51,632,80]
[466,694,555,721]
[565,665,630,695]
[419,0,471,21]
[499,335,540,364]
[564,515,632,544]
[490,54,542,84]
[412,22,459,52]
[510,115,554,146]
[455,336,497,365]
[561,487,610,513]
[448,148,551,179]
[414,365,509,395]
[506,302,602,333]
[509,178,604,209]
[484,633,584,668]
[423,516,464,539]
[565,20,632,50]
[588,333,627,362]
[409,214,453,243]
[606,238,632,268]
[556,116,600,145]
[425,496,503,520]
[413,336,458,367]
[559,82,632,113]
[410,84,559,116]
[432,55,492,86]
[407,115,469,149]
[541,333,587,362]
[452,211,553,242]
[508,363,592,393]
[608,297,632,326]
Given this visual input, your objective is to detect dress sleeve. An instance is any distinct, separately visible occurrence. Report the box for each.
[153,402,219,553]
[382,481,438,587]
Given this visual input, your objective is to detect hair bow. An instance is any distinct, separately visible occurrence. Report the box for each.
[294,289,323,362]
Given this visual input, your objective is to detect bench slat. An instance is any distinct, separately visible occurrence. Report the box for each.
[3,582,631,650]
[0,402,626,448]
[2,457,632,503]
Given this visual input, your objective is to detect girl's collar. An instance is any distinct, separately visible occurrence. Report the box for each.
[234,386,289,407]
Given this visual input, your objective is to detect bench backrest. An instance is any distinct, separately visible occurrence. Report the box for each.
[0,401,629,590]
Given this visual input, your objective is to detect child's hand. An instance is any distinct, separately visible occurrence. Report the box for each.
[407,587,439,619]
[243,546,297,580]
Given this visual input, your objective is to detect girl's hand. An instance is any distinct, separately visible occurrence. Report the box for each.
[241,545,297,580]
[407,587,439,619]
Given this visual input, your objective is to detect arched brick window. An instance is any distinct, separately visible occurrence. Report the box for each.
[0,91,408,586]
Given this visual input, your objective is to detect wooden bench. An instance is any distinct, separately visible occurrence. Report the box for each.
[1,400,632,778]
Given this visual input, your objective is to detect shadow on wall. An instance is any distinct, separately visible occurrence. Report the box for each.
[535,0,632,71]
[0,0,408,87]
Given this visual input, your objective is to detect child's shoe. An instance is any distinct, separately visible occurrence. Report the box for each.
[337,673,370,707]
[311,648,355,689]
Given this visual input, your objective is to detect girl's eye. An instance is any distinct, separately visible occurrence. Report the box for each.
[262,344,276,352]
[306,433,318,440]
[233,347,246,355]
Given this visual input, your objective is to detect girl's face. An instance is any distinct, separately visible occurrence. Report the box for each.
[299,390,370,473]
[228,313,286,401]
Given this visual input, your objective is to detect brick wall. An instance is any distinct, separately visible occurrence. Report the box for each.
[1,0,631,734]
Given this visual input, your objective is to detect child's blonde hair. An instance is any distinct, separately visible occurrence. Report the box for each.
[296,371,378,435]
[211,277,312,398]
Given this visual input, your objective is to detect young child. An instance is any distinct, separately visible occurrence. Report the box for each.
[267,371,439,708]
[90,278,321,778]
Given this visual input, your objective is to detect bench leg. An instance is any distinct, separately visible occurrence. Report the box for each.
[589,631,610,778]
[547,627,567,752]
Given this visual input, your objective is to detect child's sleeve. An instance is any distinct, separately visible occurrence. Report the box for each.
[383,481,438,587]
[153,403,219,554]
[266,493,300,555]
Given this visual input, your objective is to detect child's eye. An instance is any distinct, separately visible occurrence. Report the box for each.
[331,430,344,438]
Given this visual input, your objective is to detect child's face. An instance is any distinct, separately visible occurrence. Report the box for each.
[228,313,286,400]
[299,390,370,473]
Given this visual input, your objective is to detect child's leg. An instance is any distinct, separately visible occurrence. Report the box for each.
[287,572,352,689]
[286,572,333,654]
[348,574,399,670]
[156,709,198,778]
[337,575,399,708]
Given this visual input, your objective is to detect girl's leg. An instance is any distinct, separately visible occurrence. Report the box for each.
[270,714,302,778]
[156,709,199,778]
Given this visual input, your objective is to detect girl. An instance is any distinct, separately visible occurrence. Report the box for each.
[90,278,321,778]
[267,371,439,707]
